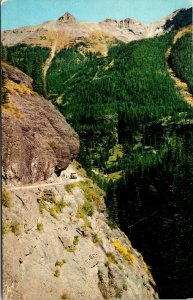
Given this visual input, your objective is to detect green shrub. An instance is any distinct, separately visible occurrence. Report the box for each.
[55,259,66,267]
[114,287,123,299]
[41,191,56,203]
[65,184,75,194]
[10,220,21,236]
[60,292,71,300]
[65,246,76,253]
[2,187,11,208]
[82,198,94,217]
[55,200,67,213]
[92,234,102,245]
[105,252,118,266]
[73,236,79,246]
[37,223,44,231]
[2,220,9,237]
[39,199,48,215]
[49,207,58,219]
[54,268,60,277]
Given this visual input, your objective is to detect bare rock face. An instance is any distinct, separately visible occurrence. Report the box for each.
[100,17,146,39]
[58,12,78,23]
[2,63,33,88]
[3,163,158,300]
[120,18,147,36]
[2,63,79,185]
[102,18,118,25]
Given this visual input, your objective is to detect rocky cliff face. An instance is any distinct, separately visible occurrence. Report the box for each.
[100,17,147,39]
[2,63,79,185]
[1,7,192,53]
[3,162,158,300]
[58,12,78,24]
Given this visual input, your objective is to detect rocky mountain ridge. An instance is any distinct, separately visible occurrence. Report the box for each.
[2,8,192,55]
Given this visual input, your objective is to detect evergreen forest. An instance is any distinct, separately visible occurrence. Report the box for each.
[6,44,50,95]
[171,32,193,93]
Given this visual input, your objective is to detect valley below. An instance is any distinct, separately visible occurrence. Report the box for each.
[1,6,193,300]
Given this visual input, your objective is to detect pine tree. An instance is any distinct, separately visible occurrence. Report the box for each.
[1,42,7,61]
[32,61,43,94]
[1,71,8,105]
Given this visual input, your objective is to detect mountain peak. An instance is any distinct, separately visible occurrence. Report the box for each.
[58,12,77,23]
[101,18,118,24]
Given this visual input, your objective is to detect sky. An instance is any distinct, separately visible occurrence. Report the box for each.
[1,0,192,30]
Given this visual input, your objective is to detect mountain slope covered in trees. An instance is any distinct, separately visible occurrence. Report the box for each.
[3,27,193,298]
[171,32,193,93]
[47,31,193,298]
[5,44,50,95]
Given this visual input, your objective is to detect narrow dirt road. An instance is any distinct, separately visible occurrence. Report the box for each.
[166,25,193,107]
[7,182,64,192]
[6,165,84,192]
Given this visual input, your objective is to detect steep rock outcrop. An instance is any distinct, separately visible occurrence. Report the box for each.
[120,18,146,36]
[58,12,78,24]
[100,17,146,39]
[3,163,158,300]
[2,63,79,184]
[102,19,118,26]
[2,63,33,88]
